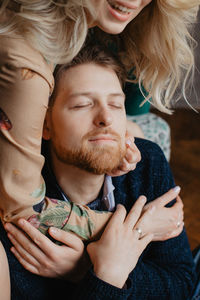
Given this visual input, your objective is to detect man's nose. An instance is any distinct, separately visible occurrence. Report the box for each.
[93,108,113,128]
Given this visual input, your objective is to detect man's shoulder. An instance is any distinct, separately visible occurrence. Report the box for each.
[129,138,169,175]
[112,138,170,187]
[113,138,169,182]
[112,138,173,205]
[134,137,166,160]
[126,138,173,191]
[113,138,168,182]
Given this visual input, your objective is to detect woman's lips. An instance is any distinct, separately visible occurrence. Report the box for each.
[107,0,137,22]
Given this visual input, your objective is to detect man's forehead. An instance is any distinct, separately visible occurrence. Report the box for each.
[55,63,125,102]
[60,63,122,85]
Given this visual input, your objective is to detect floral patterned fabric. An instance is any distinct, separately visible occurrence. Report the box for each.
[28,197,112,243]
[127,112,171,161]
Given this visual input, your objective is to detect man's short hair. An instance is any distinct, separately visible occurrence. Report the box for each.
[49,44,127,107]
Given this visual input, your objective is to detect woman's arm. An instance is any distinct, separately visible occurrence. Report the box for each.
[122,139,196,299]
[86,197,153,288]
[4,186,183,279]
[0,241,10,300]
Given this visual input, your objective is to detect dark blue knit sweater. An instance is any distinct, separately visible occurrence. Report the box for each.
[0,138,196,299]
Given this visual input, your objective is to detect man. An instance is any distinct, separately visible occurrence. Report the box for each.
[1,45,195,299]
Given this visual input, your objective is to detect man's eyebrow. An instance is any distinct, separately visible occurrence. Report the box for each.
[68,92,94,98]
[109,93,125,98]
[68,92,125,98]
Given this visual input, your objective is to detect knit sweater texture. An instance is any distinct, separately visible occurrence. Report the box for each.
[0,138,196,299]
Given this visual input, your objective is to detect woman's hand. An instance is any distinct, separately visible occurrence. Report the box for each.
[108,134,141,177]
[135,187,184,241]
[4,220,91,282]
[87,197,153,288]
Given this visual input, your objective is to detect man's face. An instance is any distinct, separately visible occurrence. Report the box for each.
[44,63,127,174]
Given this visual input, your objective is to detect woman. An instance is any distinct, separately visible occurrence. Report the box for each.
[0,1,199,298]
[0,0,199,233]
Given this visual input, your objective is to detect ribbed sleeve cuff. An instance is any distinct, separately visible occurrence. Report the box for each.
[77,269,133,300]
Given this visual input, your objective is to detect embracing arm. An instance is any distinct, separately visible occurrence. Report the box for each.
[124,140,196,299]
[5,197,152,300]
[74,204,190,300]
[4,141,192,299]
[74,198,153,300]
[4,188,185,299]
[79,140,196,300]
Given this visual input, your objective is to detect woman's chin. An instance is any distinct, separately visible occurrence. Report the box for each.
[97,22,128,35]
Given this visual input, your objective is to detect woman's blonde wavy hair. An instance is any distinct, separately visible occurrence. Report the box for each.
[129,0,200,112]
[0,0,199,112]
[93,0,200,112]
[0,0,95,64]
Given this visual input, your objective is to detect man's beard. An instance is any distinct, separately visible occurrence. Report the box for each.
[51,129,126,175]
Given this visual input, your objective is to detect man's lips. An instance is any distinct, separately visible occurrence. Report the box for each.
[88,135,117,142]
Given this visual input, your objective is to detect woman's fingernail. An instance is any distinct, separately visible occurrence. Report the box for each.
[18,219,25,226]
[116,204,123,210]
[49,227,58,234]
[140,196,147,204]
[126,139,131,147]
[173,186,181,193]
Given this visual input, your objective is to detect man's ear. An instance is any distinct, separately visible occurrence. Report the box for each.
[42,111,51,140]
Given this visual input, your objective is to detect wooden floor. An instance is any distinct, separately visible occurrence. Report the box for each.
[153,109,200,251]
